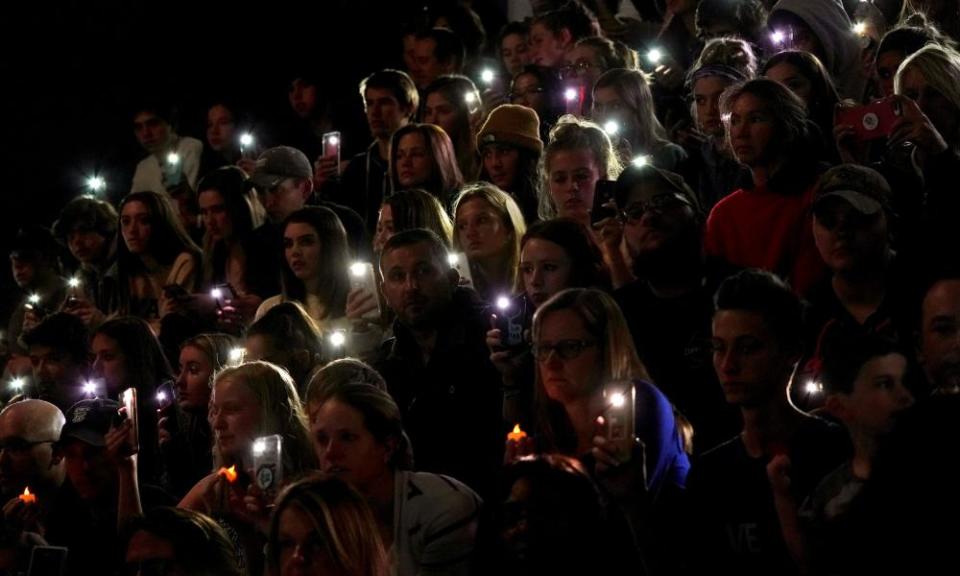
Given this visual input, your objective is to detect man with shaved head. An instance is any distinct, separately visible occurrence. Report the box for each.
[0,399,65,500]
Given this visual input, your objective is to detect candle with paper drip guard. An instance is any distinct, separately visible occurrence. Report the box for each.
[507,424,527,443]
[19,487,37,505]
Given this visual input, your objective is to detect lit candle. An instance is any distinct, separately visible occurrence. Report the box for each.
[217,465,238,483]
[507,424,527,443]
[19,487,37,505]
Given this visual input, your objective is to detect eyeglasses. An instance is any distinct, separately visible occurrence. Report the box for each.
[558,61,601,80]
[621,193,690,222]
[0,438,55,454]
[509,86,545,101]
[532,339,596,361]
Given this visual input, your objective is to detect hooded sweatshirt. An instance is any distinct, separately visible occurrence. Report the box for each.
[770,0,867,101]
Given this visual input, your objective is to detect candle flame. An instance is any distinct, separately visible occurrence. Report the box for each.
[19,487,36,504]
[218,465,238,483]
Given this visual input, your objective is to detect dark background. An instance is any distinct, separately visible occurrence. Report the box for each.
[0,0,507,309]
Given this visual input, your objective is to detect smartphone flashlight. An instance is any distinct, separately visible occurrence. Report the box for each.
[805,380,823,395]
[210,287,223,300]
[67,277,81,289]
[480,68,495,85]
[156,390,167,404]
[167,152,180,166]
[603,120,620,136]
[10,377,25,392]
[253,438,266,457]
[770,29,786,45]
[564,87,579,102]
[852,22,867,36]
[646,48,664,65]
[82,380,97,397]
[609,391,627,408]
[86,176,106,192]
[239,133,254,147]
[631,155,650,168]
[228,347,246,365]
[496,296,511,311]
[350,262,367,277]
[329,331,346,348]
[447,253,461,266]
[27,293,41,305]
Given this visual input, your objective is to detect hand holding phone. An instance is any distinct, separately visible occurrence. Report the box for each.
[120,388,140,455]
[252,434,283,500]
[322,131,342,176]
[591,179,619,225]
[492,295,528,350]
[834,98,901,142]
[447,252,474,289]
[601,382,636,463]
[348,262,381,320]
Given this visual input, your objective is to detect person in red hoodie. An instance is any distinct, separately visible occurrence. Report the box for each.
[704,77,827,296]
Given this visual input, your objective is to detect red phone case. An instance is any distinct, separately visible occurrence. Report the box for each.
[835,99,900,141]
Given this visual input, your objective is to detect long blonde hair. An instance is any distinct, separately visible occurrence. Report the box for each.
[539,115,622,220]
[452,183,527,298]
[895,44,960,148]
[210,361,318,475]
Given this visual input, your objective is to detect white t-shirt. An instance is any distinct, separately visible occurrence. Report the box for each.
[130,135,203,195]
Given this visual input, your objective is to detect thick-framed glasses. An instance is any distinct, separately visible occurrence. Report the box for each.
[532,339,597,361]
[621,193,690,222]
[509,86,545,101]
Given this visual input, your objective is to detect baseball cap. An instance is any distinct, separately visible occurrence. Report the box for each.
[814,164,893,216]
[249,146,313,190]
[61,398,119,447]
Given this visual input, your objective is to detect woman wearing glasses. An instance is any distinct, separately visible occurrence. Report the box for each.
[509,65,565,143]
[487,218,605,428]
[520,288,690,572]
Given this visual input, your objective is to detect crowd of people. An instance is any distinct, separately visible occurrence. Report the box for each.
[2,0,960,574]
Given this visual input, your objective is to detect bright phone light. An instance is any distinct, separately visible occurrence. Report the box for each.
[631,155,650,168]
[496,296,511,310]
[329,331,346,347]
[564,87,578,101]
[610,392,626,408]
[86,176,106,192]
[350,262,366,276]
[167,152,180,165]
[603,120,620,136]
[252,438,266,456]
[240,133,254,147]
[68,277,81,288]
[646,48,663,64]
[480,69,495,84]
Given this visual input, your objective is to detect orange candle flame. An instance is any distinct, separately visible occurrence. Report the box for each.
[507,424,527,442]
[19,487,37,504]
[217,465,238,483]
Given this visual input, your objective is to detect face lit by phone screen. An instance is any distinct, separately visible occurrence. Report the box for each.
[120,200,153,256]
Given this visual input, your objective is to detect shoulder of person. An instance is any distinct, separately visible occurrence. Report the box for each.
[399,471,482,536]
[179,137,205,155]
